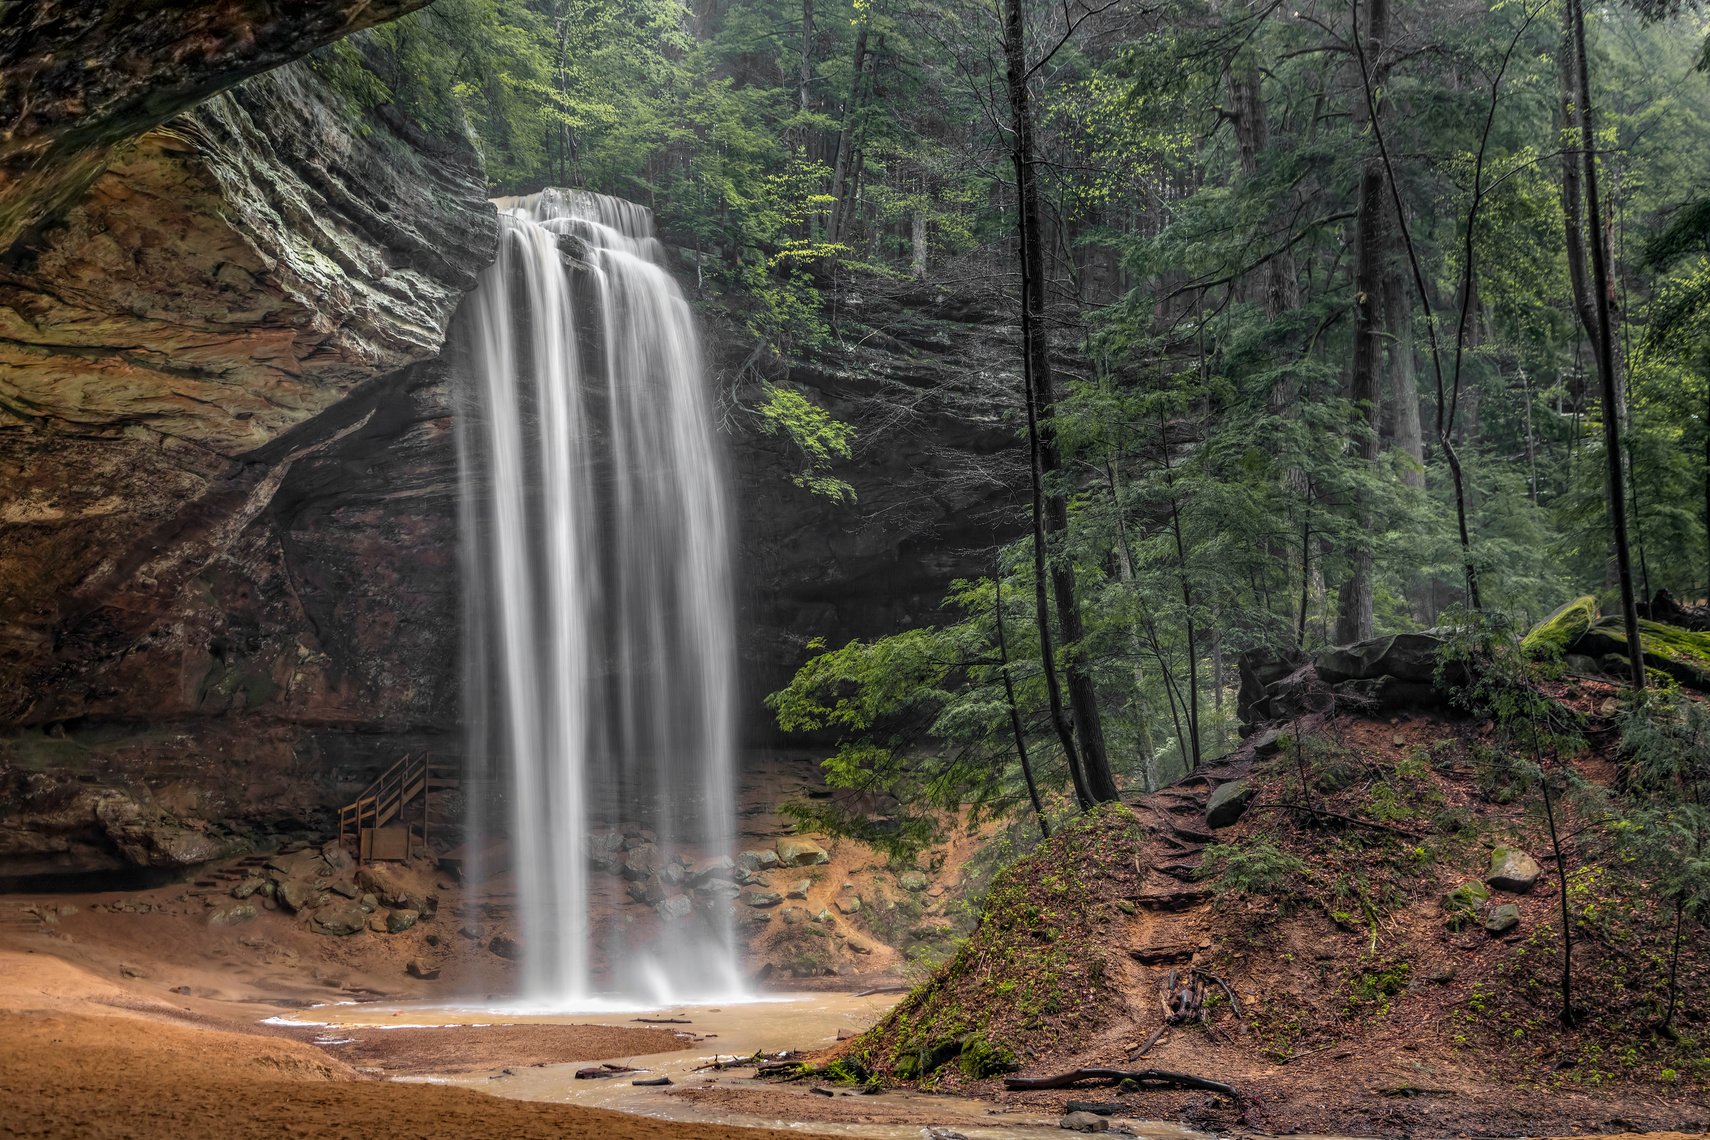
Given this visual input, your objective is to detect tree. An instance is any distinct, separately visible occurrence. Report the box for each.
[1001,0,1118,806]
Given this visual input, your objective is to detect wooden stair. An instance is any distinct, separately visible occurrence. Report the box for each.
[337,753,459,864]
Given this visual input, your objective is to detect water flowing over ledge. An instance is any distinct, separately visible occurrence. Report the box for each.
[455,189,742,1008]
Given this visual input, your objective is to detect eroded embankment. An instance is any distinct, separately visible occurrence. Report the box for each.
[812,685,1710,1138]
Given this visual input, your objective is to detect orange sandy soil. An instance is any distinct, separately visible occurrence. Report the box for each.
[0,950,839,1140]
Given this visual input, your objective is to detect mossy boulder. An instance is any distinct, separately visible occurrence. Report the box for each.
[1443,881,1491,914]
[1522,596,1597,658]
[1576,617,1710,692]
[1205,779,1255,828]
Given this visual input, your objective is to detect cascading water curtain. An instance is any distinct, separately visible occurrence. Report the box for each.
[456,190,742,1008]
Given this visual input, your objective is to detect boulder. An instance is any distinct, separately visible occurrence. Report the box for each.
[746,891,784,909]
[776,837,830,867]
[488,935,522,960]
[786,879,812,900]
[1484,903,1521,936]
[781,906,810,925]
[834,895,862,915]
[276,879,319,913]
[738,849,781,872]
[1204,780,1255,829]
[1316,632,1448,684]
[655,895,693,923]
[1060,1111,1110,1133]
[1442,881,1492,913]
[687,855,735,883]
[230,877,267,899]
[898,870,929,892]
[312,901,367,936]
[406,958,440,980]
[1486,848,1542,893]
[320,841,355,873]
[386,909,420,934]
[1574,617,1710,693]
[1521,596,1597,658]
[623,844,660,881]
[91,794,236,868]
[1237,647,1307,728]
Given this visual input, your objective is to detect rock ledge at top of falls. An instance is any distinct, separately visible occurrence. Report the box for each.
[0,0,439,250]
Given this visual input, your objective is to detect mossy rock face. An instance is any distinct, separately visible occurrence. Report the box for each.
[1522,596,1597,658]
[1576,618,1710,692]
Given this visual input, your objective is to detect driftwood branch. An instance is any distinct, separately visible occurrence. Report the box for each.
[1003,1068,1239,1098]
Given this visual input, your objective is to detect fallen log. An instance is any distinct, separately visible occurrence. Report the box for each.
[631,1076,673,1087]
[1003,1068,1239,1099]
[632,1017,693,1024]
[854,984,909,997]
[574,1063,638,1080]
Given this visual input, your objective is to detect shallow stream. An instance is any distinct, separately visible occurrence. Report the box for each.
[275,991,1224,1139]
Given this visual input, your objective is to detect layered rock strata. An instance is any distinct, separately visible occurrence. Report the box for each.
[0,46,495,876]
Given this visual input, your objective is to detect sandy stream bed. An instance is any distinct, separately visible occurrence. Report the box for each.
[0,906,1699,1140]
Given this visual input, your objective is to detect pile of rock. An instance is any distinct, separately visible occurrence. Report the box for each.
[1442,846,1542,936]
[208,840,437,937]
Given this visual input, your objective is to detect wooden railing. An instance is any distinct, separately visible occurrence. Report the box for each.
[337,753,456,863]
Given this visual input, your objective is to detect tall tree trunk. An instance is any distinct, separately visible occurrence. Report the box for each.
[827,20,869,242]
[1386,265,1424,487]
[1159,414,1202,771]
[1569,0,1645,691]
[911,202,927,279]
[1003,0,1118,804]
[799,0,814,114]
[1336,0,1388,647]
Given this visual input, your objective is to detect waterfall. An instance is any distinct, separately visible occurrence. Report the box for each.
[455,189,742,1008]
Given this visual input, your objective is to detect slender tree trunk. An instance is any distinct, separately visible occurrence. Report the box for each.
[1158,414,1202,771]
[1336,0,1388,646]
[1558,5,1599,352]
[995,574,1050,839]
[1387,266,1424,488]
[911,204,927,279]
[1104,462,1157,772]
[1003,0,1117,804]
[827,22,868,242]
[1569,0,1645,691]
[799,0,814,114]
[1661,894,1683,1034]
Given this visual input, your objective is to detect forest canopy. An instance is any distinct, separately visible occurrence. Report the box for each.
[331,0,1710,830]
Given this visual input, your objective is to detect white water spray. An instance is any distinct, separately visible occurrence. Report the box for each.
[455,189,742,1008]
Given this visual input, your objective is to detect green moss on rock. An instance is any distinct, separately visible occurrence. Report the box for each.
[1522,596,1598,658]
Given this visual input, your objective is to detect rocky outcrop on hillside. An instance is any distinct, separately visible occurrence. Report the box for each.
[719,274,1029,711]
[0,40,494,877]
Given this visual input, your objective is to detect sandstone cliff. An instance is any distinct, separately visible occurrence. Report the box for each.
[0,37,495,877]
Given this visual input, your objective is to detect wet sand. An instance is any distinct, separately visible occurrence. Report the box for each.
[0,950,836,1140]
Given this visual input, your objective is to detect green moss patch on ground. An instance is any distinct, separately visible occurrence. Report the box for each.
[831,802,1145,1088]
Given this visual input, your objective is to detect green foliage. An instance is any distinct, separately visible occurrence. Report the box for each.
[757,384,857,502]
[1198,839,1308,897]
[1614,693,1710,926]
